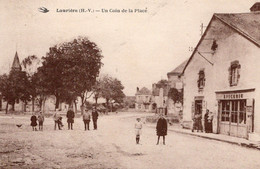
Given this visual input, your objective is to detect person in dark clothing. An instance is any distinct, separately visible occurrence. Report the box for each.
[92,107,99,130]
[156,114,168,145]
[31,113,37,131]
[38,111,44,131]
[66,107,75,130]
[204,109,209,133]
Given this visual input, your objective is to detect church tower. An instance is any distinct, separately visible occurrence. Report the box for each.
[11,51,22,71]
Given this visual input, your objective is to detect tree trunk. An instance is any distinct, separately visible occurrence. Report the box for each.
[12,102,15,111]
[74,100,77,114]
[0,96,2,111]
[42,98,46,113]
[5,103,8,114]
[55,95,60,109]
[23,102,27,112]
[32,97,35,112]
[95,97,98,106]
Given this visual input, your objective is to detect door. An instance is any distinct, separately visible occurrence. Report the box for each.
[219,100,248,138]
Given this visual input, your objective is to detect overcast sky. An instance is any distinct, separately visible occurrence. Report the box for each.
[0,0,257,96]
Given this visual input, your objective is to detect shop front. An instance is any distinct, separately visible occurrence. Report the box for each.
[216,89,255,139]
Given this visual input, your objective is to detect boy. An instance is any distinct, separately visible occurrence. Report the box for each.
[135,118,142,144]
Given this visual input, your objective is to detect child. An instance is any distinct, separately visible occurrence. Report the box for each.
[135,118,142,144]
[31,113,37,131]
[57,116,64,129]
[38,111,44,131]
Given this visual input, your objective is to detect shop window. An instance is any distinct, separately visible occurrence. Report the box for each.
[197,69,205,90]
[220,100,246,124]
[228,61,241,86]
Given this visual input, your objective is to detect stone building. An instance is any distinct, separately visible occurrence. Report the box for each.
[167,59,187,116]
[135,87,152,111]
[182,4,260,141]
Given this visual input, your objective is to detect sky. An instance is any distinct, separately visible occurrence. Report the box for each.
[0,0,257,96]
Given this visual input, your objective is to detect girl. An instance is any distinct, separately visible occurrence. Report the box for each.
[31,113,37,131]
[135,118,142,144]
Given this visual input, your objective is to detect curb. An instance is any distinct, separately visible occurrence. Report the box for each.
[146,124,260,150]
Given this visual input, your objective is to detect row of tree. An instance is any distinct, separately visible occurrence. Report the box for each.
[0,37,125,113]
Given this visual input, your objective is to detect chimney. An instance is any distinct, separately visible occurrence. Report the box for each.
[136,87,139,92]
[250,2,260,12]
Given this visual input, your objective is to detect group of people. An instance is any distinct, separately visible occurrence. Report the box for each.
[30,107,99,131]
[30,112,45,131]
[192,109,213,133]
[135,113,168,145]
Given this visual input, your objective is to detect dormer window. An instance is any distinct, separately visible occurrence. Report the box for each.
[197,69,205,90]
[229,61,241,86]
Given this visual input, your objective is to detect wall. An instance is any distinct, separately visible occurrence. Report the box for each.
[183,16,260,134]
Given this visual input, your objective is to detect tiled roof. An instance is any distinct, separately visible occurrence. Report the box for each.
[214,12,260,47]
[167,59,188,76]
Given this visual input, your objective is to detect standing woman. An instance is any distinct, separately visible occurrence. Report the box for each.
[38,111,44,131]
[204,109,209,133]
[31,113,38,131]
[156,114,168,145]
[66,107,75,130]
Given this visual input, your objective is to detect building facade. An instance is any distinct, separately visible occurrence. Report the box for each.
[182,7,260,141]
[167,60,187,116]
[135,87,152,111]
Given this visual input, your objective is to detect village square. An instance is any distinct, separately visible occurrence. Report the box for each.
[1,0,260,169]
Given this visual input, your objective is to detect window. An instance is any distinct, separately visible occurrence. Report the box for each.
[229,61,241,86]
[197,69,205,90]
[220,100,246,124]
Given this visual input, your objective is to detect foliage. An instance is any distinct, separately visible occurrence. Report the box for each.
[168,88,183,104]
[37,36,103,109]
[0,70,31,112]
[100,74,125,110]
[156,79,168,88]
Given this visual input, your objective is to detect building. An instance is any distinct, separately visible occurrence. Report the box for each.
[167,59,187,116]
[135,87,152,111]
[182,4,260,141]
[151,81,168,114]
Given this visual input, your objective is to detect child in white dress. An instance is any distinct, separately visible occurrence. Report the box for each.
[135,118,142,144]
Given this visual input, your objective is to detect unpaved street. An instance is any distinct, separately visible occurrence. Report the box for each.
[1,112,260,169]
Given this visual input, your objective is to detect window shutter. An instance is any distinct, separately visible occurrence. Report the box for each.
[237,64,241,83]
[228,67,231,86]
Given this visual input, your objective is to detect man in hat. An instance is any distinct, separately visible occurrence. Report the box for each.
[92,106,99,130]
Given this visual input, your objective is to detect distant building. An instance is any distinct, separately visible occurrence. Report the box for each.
[151,81,168,114]
[135,87,152,111]
[182,4,260,141]
[167,60,187,117]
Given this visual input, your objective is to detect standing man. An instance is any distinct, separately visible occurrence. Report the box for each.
[66,107,75,130]
[156,114,168,145]
[204,109,209,133]
[92,107,99,130]
[38,111,44,131]
[83,109,91,130]
[53,110,61,130]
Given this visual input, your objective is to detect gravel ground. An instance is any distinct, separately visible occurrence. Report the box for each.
[1,112,260,169]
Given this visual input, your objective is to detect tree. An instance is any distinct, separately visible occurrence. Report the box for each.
[100,75,125,112]
[22,55,41,111]
[58,37,103,113]
[38,37,103,112]
[156,79,168,88]
[168,88,183,104]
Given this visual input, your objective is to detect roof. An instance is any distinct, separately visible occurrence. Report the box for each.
[167,59,189,76]
[214,13,260,46]
[11,52,22,71]
[182,12,260,75]
[135,87,152,95]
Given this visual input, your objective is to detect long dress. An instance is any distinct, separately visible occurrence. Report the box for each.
[31,115,37,127]
[156,118,167,136]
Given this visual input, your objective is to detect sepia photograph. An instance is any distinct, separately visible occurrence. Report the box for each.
[0,0,260,168]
